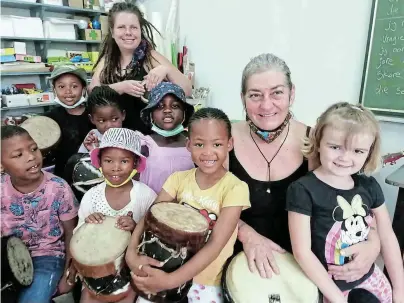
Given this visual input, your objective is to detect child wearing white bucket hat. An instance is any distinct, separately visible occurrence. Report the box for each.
[75,127,157,303]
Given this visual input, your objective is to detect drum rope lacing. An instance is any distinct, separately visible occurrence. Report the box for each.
[138,233,190,299]
[138,233,189,265]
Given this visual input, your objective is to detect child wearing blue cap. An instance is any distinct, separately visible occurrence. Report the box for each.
[138,82,195,193]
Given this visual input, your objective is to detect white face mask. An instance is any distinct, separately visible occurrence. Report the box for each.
[53,90,87,109]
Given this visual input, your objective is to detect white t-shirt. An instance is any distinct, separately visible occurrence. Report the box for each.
[74,180,157,233]
[78,129,103,153]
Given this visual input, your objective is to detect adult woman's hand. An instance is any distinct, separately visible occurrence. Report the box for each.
[328,237,380,282]
[113,80,145,97]
[239,223,286,279]
[143,65,168,91]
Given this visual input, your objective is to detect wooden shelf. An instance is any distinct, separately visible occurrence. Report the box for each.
[1,36,102,44]
[1,103,57,111]
[0,0,107,16]
[1,71,93,77]
[1,72,51,77]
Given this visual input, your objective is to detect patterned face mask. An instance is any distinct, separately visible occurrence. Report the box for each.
[247,112,292,143]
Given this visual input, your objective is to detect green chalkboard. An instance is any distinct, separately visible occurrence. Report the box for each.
[360,0,404,115]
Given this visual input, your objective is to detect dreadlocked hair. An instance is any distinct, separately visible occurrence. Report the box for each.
[188,108,232,138]
[94,0,161,84]
[87,86,124,115]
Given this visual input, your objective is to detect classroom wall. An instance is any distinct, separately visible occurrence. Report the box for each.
[144,0,404,217]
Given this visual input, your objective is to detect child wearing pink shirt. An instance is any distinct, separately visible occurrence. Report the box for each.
[138,82,195,193]
[1,125,79,302]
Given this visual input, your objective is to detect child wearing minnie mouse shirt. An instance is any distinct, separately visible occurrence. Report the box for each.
[286,102,404,303]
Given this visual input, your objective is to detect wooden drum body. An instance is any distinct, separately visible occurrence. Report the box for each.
[222,252,319,303]
[70,217,131,302]
[1,236,34,303]
[64,153,103,201]
[20,116,61,167]
[137,202,209,303]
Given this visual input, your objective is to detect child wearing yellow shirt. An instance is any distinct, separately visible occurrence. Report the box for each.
[126,108,250,302]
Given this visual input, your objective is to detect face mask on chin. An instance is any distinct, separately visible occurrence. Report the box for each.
[151,123,184,137]
[99,168,138,188]
[53,90,86,109]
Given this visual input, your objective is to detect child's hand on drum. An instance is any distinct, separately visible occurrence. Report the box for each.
[116,212,136,231]
[84,131,99,152]
[85,212,105,224]
[128,255,162,278]
[131,264,171,294]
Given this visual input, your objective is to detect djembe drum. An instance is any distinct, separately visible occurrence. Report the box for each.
[1,236,34,303]
[222,251,319,303]
[20,116,61,167]
[70,217,132,302]
[137,202,210,303]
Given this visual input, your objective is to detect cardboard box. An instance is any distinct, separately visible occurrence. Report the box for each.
[99,15,108,39]
[68,0,83,8]
[79,29,102,41]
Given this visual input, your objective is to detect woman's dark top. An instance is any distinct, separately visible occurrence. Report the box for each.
[44,107,92,178]
[229,148,309,253]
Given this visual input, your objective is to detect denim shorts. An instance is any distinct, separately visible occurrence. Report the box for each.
[18,255,65,303]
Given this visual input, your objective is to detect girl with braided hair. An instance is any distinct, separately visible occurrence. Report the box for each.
[78,86,126,153]
[90,0,192,134]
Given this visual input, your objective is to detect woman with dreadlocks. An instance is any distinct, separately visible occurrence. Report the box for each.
[90,1,192,134]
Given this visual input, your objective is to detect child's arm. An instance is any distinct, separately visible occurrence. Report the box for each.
[125,189,173,275]
[289,212,347,303]
[373,204,404,301]
[57,181,79,294]
[58,217,78,293]
[132,205,243,293]
[170,205,242,285]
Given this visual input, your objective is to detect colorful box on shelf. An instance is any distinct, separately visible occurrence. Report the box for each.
[1,93,56,108]
[79,29,102,41]
[47,57,71,63]
[2,42,27,55]
[0,54,42,63]
[28,92,55,105]
[1,48,16,56]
